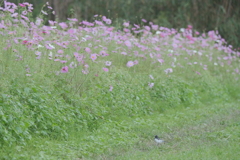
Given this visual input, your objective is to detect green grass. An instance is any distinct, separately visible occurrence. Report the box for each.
[1,102,239,159]
[102,103,240,160]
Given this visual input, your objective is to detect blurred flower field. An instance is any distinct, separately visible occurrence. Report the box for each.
[0,1,239,159]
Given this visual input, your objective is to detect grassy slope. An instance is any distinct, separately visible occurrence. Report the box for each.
[1,32,239,159]
[1,101,239,159]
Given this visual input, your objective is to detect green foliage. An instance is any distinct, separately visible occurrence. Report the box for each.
[149,77,199,108]
[0,80,87,146]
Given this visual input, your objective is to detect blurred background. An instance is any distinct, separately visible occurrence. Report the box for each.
[4,0,240,49]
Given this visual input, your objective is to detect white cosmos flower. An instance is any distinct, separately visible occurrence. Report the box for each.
[49,51,53,57]
[35,18,42,26]
[149,75,154,79]
[37,44,44,48]
[148,82,154,88]
[165,68,173,74]
[105,61,112,66]
[69,62,77,68]
[180,28,185,32]
[48,44,55,49]
[173,57,177,62]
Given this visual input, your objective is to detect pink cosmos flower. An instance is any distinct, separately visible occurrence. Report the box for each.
[22,10,27,15]
[124,40,132,48]
[81,21,94,26]
[21,15,29,21]
[100,50,109,57]
[105,19,112,24]
[134,30,143,34]
[157,59,164,65]
[68,18,78,22]
[186,35,194,42]
[85,47,91,53]
[102,68,109,72]
[151,24,158,30]
[60,60,67,64]
[123,22,129,27]
[187,25,193,30]
[95,20,104,26]
[19,3,26,7]
[58,50,64,54]
[102,16,107,21]
[126,61,134,67]
[59,22,68,29]
[35,51,41,57]
[48,20,56,26]
[84,64,89,68]
[22,40,28,45]
[134,24,140,28]
[61,66,69,73]
[90,54,97,61]
[121,52,127,55]
[134,60,139,65]
[11,13,18,17]
[124,28,130,32]
[145,26,151,31]
[107,27,114,31]
[74,53,84,62]
[196,71,201,75]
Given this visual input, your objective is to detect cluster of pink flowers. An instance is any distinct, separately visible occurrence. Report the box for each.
[0,0,239,91]
[126,60,139,67]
